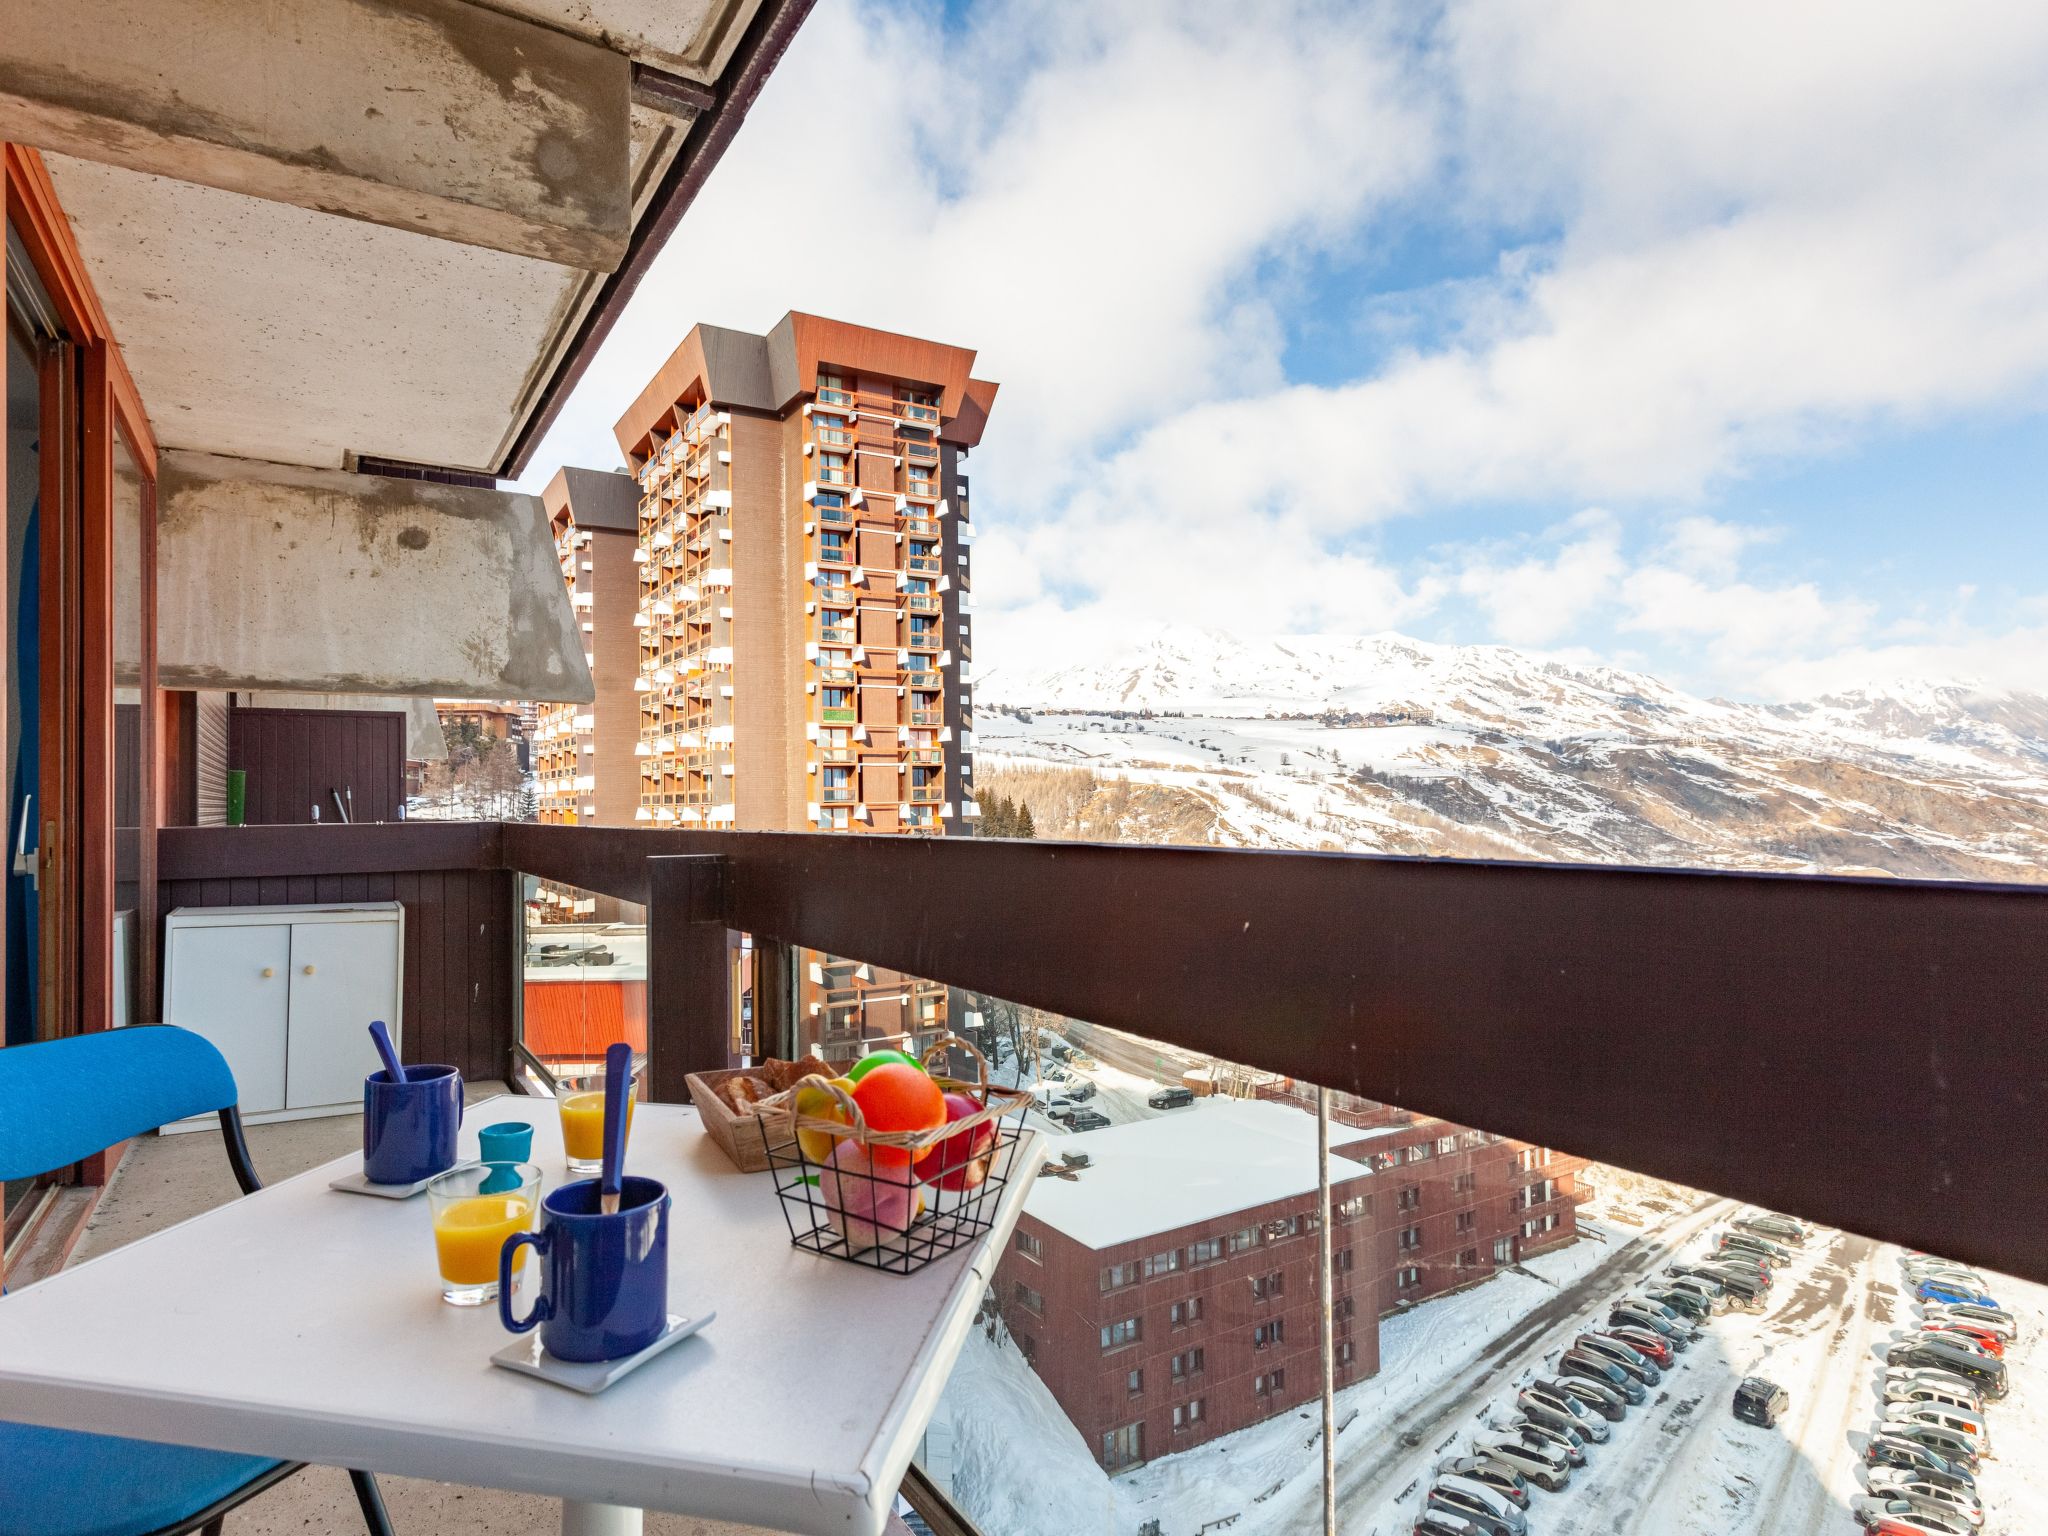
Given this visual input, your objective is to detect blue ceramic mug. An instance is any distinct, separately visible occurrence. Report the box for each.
[362,1064,463,1186]
[498,1176,670,1362]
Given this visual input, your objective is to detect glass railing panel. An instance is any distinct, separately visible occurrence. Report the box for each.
[738,993,2043,1536]
[515,874,648,1087]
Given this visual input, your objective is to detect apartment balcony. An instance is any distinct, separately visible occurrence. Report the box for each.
[899,402,940,424]
[905,593,940,613]
[908,785,942,804]
[901,670,941,690]
[821,706,856,724]
[903,441,939,463]
[909,708,944,726]
[817,505,854,527]
[906,555,941,575]
[817,624,856,645]
[816,387,853,407]
[819,786,855,804]
[903,516,940,538]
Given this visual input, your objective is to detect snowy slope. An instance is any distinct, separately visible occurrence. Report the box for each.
[976,631,2048,880]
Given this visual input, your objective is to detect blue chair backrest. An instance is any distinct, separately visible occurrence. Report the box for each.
[0,1025,239,1181]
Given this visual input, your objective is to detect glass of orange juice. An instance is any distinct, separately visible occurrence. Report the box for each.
[427,1163,540,1306]
[554,1067,638,1176]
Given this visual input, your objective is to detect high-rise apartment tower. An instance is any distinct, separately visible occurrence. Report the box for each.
[611,314,995,836]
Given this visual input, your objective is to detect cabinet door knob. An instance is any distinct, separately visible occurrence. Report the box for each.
[302,964,317,976]
[261,967,275,978]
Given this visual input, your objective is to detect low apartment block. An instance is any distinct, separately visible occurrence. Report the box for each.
[994,1094,1582,1472]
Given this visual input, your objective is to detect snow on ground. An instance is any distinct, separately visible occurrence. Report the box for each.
[937,1199,2046,1536]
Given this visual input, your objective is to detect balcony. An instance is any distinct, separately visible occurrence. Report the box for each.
[818,625,855,644]
[905,593,940,613]
[906,555,940,575]
[900,402,939,423]
[817,505,854,527]
[904,516,940,537]
[909,708,944,726]
[904,441,939,463]
[821,706,856,723]
[817,387,852,406]
[820,786,855,804]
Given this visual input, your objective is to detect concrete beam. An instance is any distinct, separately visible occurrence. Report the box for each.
[158,451,596,704]
[0,0,631,270]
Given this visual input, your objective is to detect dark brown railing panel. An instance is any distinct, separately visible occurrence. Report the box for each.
[159,821,498,880]
[159,822,2048,1283]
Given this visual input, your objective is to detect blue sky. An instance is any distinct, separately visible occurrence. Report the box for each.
[522,0,2048,701]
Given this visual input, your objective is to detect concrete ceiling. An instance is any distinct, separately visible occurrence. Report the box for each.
[479,0,756,82]
[36,0,767,476]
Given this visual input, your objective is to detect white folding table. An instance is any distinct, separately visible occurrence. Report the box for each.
[0,1095,1039,1536]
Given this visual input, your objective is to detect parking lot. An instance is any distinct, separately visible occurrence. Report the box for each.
[1379,1212,2038,1535]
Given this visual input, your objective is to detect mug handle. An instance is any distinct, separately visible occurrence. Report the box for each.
[499,1229,551,1334]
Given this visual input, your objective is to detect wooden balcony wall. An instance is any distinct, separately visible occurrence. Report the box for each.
[157,821,2048,1286]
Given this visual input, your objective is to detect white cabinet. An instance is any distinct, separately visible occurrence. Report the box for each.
[163,902,404,1129]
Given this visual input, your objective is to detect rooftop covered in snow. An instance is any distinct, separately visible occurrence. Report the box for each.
[1023,1097,1380,1250]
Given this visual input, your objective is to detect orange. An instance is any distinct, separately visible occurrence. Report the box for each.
[852,1063,946,1167]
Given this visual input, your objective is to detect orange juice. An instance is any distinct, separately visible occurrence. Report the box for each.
[559,1090,634,1164]
[433,1194,533,1286]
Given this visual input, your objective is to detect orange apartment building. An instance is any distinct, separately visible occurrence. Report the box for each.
[611,313,994,838]
[606,315,997,1060]
[533,467,643,829]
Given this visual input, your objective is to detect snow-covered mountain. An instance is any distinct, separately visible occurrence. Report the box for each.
[975,630,2048,880]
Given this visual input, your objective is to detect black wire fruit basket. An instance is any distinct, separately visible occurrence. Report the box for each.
[757,1034,1033,1275]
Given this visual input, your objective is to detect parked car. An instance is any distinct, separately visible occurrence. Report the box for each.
[1878,1422,1981,1473]
[1064,1081,1097,1102]
[1413,1515,1487,1536]
[1643,1285,1714,1322]
[1548,1373,1627,1422]
[1517,1381,1610,1444]
[1883,1404,1989,1457]
[1863,1511,1975,1536]
[1864,1470,1984,1528]
[1427,1475,1527,1536]
[1665,1274,1731,1313]
[1735,1212,1810,1243]
[1885,1341,2007,1399]
[1732,1377,1788,1427]
[1434,1456,1529,1509]
[1885,1365,1990,1402]
[1063,1108,1112,1132]
[1559,1352,1647,1406]
[1573,1333,1661,1386]
[1920,1302,2016,1339]
[1917,1322,2005,1357]
[1718,1230,1792,1264]
[1506,1416,1586,1466]
[1603,1325,1674,1367]
[1610,1304,1692,1347]
[1470,1434,1571,1492]
[1883,1379,1984,1417]
[1865,1435,1976,1490]
[1916,1281,1997,1309]
[1854,1495,1979,1533]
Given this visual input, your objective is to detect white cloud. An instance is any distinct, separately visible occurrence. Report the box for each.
[522,0,2048,697]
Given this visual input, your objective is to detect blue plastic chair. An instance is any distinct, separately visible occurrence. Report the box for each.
[0,1025,395,1536]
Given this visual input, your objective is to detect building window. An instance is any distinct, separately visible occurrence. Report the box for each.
[1397,1267,1421,1290]
[1100,1260,1140,1291]
[1188,1237,1223,1266]
[1332,1296,1355,1321]
[1337,1193,1369,1222]
[1171,1298,1204,1329]
[1453,1172,1477,1195]
[1398,1184,1421,1212]
[1252,1320,1285,1350]
[1251,1270,1285,1301]
[819,531,848,562]
[1455,1211,1475,1234]
[1262,1215,1300,1242]
[1014,1231,1041,1261]
[1437,1135,1458,1156]
[1399,1225,1422,1252]
[1254,1369,1286,1397]
[1227,1226,1259,1254]
[1171,1398,1205,1434]
[1457,1247,1481,1269]
[1337,1340,1357,1368]
[1013,1282,1043,1314]
[1126,1368,1144,1397]
[1100,1317,1141,1351]
[1522,1212,1561,1239]
[1170,1348,1205,1381]
[1404,1144,1429,1164]
[1144,1248,1182,1279]
[1494,1236,1514,1264]
[1101,1422,1143,1471]
[1333,1246,1355,1274]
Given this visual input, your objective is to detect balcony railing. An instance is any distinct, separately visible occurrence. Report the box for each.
[820,786,854,804]
[151,821,2048,1287]
[817,625,854,644]
[905,593,939,612]
[817,505,853,527]
[906,555,940,574]
[904,441,939,462]
[909,708,942,726]
[821,706,855,723]
[900,402,939,423]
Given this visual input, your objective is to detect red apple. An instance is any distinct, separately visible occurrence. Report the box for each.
[920,1091,997,1190]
